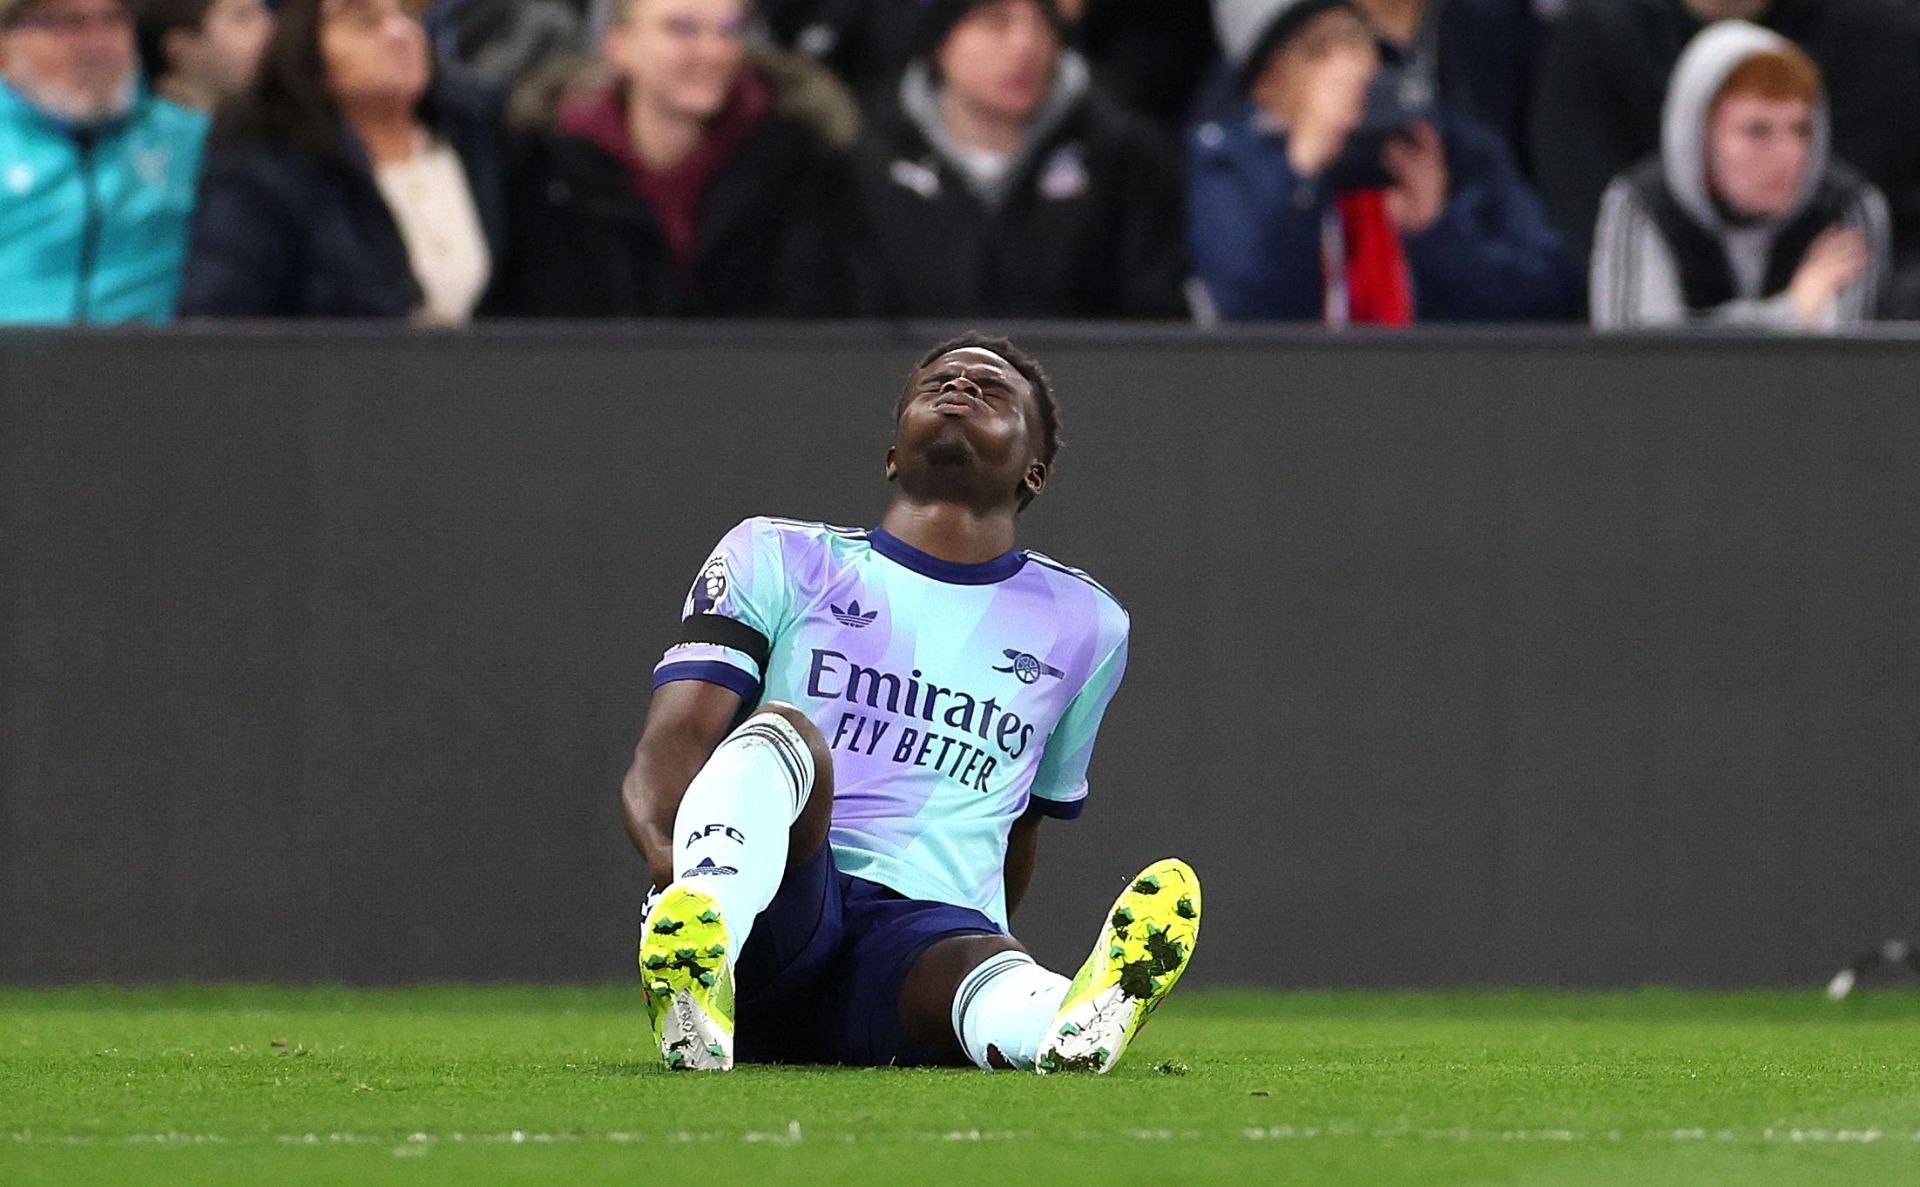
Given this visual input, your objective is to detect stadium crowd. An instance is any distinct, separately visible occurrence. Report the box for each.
[2,0,1918,328]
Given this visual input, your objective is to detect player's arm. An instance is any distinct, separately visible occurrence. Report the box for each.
[624,518,789,891]
[1003,801,1048,919]
[1024,626,1129,825]
[621,680,745,892]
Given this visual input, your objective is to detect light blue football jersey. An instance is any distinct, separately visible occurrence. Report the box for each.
[654,518,1130,927]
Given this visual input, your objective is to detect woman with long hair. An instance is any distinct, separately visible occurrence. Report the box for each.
[180,0,506,322]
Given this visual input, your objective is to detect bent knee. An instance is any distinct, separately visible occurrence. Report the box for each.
[752,702,832,778]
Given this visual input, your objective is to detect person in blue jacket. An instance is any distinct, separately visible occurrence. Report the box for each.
[0,0,207,325]
[1192,0,1579,324]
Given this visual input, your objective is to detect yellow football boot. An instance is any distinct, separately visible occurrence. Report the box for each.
[1036,859,1201,1074]
[638,884,736,1071]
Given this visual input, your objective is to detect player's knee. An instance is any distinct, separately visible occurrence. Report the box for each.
[753,701,833,784]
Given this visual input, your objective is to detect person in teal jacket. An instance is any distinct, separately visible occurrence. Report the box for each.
[0,0,207,324]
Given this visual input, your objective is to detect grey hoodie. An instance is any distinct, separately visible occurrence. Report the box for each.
[899,50,1092,210]
[1590,20,1889,331]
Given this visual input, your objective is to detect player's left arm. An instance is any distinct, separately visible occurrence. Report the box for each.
[1002,800,1049,919]
[1025,628,1129,821]
[1006,622,1121,910]
[1011,623,1129,909]
[626,518,791,889]
[622,679,747,892]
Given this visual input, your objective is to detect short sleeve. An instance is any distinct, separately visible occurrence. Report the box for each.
[1026,630,1129,820]
[652,519,789,702]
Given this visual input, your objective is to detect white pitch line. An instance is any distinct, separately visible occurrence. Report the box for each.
[7,1125,1919,1149]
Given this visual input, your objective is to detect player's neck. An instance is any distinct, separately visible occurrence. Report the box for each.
[879,500,1018,565]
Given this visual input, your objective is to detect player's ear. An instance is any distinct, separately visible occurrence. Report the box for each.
[885,446,899,483]
[1023,461,1048,501]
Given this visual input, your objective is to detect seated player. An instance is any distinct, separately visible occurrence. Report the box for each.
[620,334,1200,1073]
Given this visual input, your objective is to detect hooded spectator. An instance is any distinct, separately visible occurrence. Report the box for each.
[179,0,508,322]
[1531,0,1920,264]
[0,0,207,323]
[1190,0,1577,324]
[845,0,1188,318]
[497,0,858,316]
[135,0,273,112]
[1590,22,1888,330]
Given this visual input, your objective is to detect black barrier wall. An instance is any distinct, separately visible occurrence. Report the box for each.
[2,326,1917,988]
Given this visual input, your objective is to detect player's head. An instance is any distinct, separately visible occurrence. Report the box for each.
[888,333,1061,515]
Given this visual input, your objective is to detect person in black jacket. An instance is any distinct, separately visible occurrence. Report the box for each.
[847,0,1188,319]
[762,0,1220,148]
[1531,0,1920,264]
[180,0,508,321]
[497,0,858,317]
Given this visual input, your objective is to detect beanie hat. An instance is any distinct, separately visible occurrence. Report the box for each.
[1213,0,1358,83]
[917,0,1064,59]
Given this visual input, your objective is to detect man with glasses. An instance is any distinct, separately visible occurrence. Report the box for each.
[0,0,207,323]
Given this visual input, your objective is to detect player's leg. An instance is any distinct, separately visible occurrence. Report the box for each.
[1033,859,1202,1074]
[667,701,836,909]
[640,702,835,1070]
[899,933,1068,1070]
[901,859,1204,1074]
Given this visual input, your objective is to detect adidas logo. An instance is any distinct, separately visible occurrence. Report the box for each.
[682,857,738,878]
[832,600,879,629]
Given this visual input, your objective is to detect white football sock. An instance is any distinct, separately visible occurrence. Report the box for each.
[667,712,815,957]
[951,950,1070,1070]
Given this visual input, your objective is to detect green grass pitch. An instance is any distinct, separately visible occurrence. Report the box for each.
[4,987,1917,1185]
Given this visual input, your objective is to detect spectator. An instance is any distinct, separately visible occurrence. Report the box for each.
[423,0,586,89]
[180,0,507,321]
[1191,0,1577,324]
[135,0,273,112]
[0,0,206,324]
[1531,0,1920,264]
[498,0,858,316]
[1590,22,1888,330]
[1353,0,1541,172]
[754,1,1220,142]
[846,0,1188,318]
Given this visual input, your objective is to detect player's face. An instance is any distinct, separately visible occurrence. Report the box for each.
[891,348,1045,508]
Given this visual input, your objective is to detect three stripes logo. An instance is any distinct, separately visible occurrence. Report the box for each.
[832,600,879,629]
[681,857,738,878]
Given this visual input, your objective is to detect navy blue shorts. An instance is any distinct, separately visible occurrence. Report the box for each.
[723,844,1003,1067]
